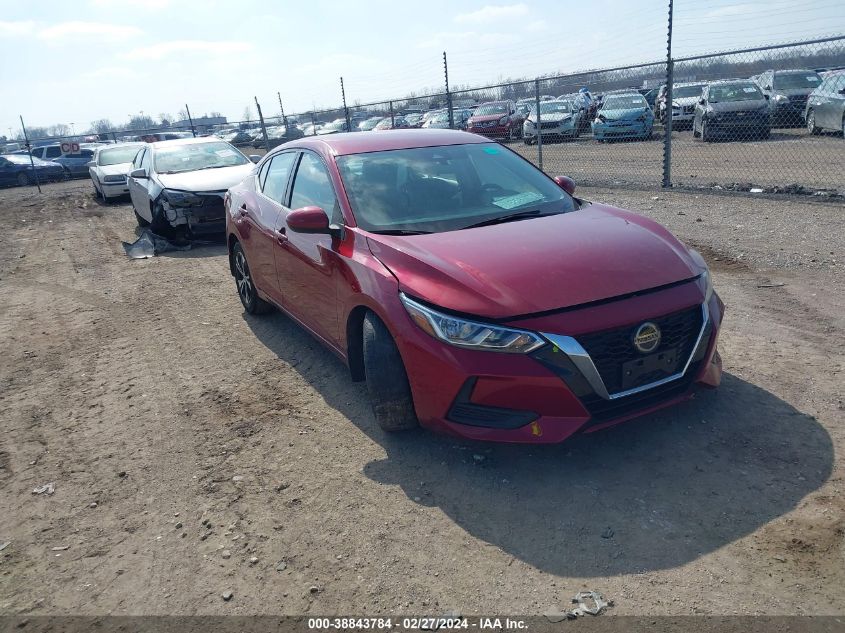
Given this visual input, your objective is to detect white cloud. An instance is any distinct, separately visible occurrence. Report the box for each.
[123,40,252,60]
[0,20,36,37]
[38,21,143,43]
[419,30,521,49]
[454,3,529,23]
[703,4,759,18]
[89,0,171,8]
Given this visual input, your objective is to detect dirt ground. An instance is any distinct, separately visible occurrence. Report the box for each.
[0,179,843,616]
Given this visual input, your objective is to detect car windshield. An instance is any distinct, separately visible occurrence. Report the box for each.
[474,103,508,115]
[98,146,142,166]
[336,142,576,234]
[359,119,381,130]
[154,141,248,174]
[773,73,822,90]
[708,84,762,102]
[602,95,647,109]
[537,101,573,114]
[323,121,346,132]
[674,85,705,98]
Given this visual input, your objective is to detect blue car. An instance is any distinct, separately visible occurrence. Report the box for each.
[591,92,654,141]
[0,154,65,187]
[52,147,98,178]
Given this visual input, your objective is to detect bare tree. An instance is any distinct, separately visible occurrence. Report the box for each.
[242,106,254,123]
[127,115,155,131]
[176,108,189,122]
[158,113,173,127]
[90,119,114,134]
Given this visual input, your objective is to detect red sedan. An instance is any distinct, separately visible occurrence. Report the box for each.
[225,130,723,444]
[466,100,524,140]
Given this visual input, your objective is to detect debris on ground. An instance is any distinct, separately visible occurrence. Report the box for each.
[276,560,287,571]
[601,527,614,539]
[222,590,233,601]
[569,591,610,617]
[122,228,216,259]
[32,482,55,495]
[0,542,10,552]
[757,283,786,288]
[51,546,69,551]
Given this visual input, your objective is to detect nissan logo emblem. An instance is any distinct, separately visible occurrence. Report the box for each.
[633,322,661,353]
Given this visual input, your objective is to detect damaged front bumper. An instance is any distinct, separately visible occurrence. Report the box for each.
[159,189,227,235]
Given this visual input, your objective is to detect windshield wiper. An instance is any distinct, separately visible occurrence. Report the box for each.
[460,209,543,230]
[369,229,431,235]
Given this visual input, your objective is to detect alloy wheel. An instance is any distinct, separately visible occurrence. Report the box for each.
[234,250,253,307]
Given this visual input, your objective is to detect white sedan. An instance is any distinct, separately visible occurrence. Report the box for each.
[89,143,144,201]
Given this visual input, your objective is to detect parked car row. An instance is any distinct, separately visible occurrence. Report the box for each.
[650,67,845,141]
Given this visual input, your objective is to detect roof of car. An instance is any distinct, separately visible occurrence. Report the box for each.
[281,129,491,156]
[147,136,229,150]
[709,78,757,84]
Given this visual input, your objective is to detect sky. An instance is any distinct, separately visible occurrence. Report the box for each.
[1,0,843,135]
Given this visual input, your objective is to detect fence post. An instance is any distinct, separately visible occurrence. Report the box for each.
[340,77,351,132]
[185,103,197,137]
[534,79,543,171]
[389,101,395,129]
[19,116,41,193]
[278,91,288,129]
[444,51,454,130]
[255,96,270,152]
[662,0,674,188]
[310,111,316,136]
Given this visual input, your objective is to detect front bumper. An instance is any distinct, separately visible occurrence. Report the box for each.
[102,180,129,196]
[468,124,511,138]
[524,119,577,139]
[160,191,227,234]
[592,119,652,139]
[394,282,724,444]
[705,114,770,136]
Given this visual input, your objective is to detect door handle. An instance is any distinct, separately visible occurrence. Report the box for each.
[276,226,287,244]
[237,204,248,217]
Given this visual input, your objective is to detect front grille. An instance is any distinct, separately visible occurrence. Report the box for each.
[683,105,695,114]
[789,95,807,104]
[576,305,703,395]
[540,121,560,129]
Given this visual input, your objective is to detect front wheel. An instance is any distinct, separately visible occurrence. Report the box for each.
[17,172,30,187]
[232,242,272,315]
[362,313,418,432]
[806,110,821,135]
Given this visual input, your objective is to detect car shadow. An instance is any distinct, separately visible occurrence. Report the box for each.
[127,225,228,259]
[244,308,833,577]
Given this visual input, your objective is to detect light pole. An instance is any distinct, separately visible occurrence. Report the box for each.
[70,122,75,135]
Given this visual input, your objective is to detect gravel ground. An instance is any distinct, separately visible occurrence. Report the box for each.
[0,179,843,616]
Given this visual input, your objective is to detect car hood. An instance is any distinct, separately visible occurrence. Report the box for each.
[365,203,702,319]
[527,112,574,123]
[156,163,255,192]
[598,107,650,121]
[672,96,700,106]
[773,87,814,97]
[709,99,767,113]
[469,114,508,124]
[98,162,133,176]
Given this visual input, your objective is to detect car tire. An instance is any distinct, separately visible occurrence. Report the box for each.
[362,312,418,433]
[17,172,30,187]
[232,242,272,315]
[692,120,701,138]
[523,136,533,145]
[806,110,821,135]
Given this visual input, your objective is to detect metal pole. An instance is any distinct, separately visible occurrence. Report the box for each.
[255,97,270,152]
[340,77,351,132]
[662,0,674,188]
[310,110,316,136]
[19,116,41,193]
[534,79,543,171]
[444,51,454,130]
[277,91,288,129]
[389,101,395,129]
[185,103,197,137]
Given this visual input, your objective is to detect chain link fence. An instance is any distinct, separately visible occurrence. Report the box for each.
[6,35,844,195]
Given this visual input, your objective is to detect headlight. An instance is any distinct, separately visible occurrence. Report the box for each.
[637,113,648,121]
[702,268,714,303]
[524,119,535,129]
[596,115,606,123]
[103,174,125,183]
[399,294,545,354]
[162,189,203,207]
[498,116,509,125]
[774,94,788,103]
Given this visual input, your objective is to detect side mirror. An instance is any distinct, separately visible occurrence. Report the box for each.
[249,155,261,163]
[698,98,706,105]
[765,85,772,91]
[129,168,147,179]
[86,161,95,167]
[287,206,333,235]
[553,176,576,196]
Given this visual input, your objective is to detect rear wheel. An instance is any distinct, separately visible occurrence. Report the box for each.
[16,172,29,187]
[806,110,821,135]
[362,313,418,432]
[232,242,272,315]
